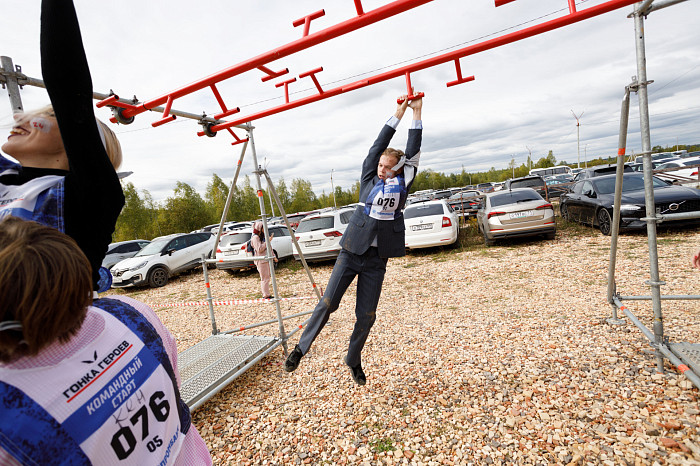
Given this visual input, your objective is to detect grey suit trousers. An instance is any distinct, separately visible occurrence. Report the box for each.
[297,247,387,367]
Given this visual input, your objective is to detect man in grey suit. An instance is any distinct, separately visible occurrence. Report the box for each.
[284,93,423,385]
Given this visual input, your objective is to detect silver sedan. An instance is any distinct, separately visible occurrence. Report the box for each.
[476,188,556,246]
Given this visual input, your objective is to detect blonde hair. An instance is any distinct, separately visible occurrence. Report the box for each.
[381,148,404,173]
[14,104,122,170]
[0,217,91,362]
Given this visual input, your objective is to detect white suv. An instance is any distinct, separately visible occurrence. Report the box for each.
[293,207,355,262]
[111,232,215,288]
[215,225,294,272]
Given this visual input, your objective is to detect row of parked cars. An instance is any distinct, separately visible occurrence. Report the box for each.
[105,158,699,288]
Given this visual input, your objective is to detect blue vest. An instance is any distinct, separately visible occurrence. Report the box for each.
[0,298,191,465]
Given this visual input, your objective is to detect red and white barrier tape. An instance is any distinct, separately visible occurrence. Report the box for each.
[153,295,316,308]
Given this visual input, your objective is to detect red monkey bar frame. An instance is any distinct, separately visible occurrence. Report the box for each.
[97,0,639,141]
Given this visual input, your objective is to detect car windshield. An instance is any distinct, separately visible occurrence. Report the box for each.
[594,175,668,194]
[296,216,334,233]
[404,204,444,219]
[220,232,252,247]
[510,178,543,188]
[490,190,541,207]
[135,237,171,256]
[593,175,669,194]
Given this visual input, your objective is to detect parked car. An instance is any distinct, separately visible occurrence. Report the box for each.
[286,211,319,230]
[559,173,700,235]
[407,195,431,205]
[215,225,293,272]
[476,182,496,193]
[293,207,355,262]
[212,221,252,235]
[476,188,556,246]
[573,164,633,181]
[446,190,483,218]
[544,174,574,198]
[111,232,215,288]
[654,157,700,184]
[404,200,458,249]
[102,239,151,270]
[634,152,680,164]
[430,189,453,200]
[505,175,548,199]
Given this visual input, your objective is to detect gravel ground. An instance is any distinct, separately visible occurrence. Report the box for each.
[105,226,700,465]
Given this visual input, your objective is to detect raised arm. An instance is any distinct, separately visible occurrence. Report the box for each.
[41,0,124,290]
[359,96,410,189]
[41,0,113,179]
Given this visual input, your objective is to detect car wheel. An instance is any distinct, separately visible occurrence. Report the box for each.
[597,208,613,236]
[545,231,556,240]
[482,229,495,246]
[148,267,169,288]
[206,250,215,269]
[560,202,569,221]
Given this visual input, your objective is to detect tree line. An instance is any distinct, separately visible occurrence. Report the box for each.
[112,144,698,242]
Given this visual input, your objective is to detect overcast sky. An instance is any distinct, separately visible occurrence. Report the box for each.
[1,0,699,202]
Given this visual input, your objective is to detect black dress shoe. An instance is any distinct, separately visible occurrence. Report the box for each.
[284,345,303,372]
[344,356,366,386]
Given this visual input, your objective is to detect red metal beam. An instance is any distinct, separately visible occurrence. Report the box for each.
[118,0,434,120]
[209,0,639,132]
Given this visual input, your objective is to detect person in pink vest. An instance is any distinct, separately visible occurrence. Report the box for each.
[0,217,211,465]
[251,220,277,300]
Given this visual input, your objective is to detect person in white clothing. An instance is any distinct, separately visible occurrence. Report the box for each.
[0,217,211,465]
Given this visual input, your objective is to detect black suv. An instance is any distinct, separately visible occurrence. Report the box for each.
[505,175,547,199]
[573,164,633,181]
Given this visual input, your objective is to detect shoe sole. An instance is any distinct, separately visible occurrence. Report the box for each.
[344,356,366,386]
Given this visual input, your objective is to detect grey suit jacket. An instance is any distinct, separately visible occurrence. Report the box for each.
[340,123,422,258]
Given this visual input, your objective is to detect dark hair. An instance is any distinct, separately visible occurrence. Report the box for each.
[0,217,91,362]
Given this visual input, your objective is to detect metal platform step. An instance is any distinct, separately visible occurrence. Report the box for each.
[179,334,279,410]
[669,342,700,374]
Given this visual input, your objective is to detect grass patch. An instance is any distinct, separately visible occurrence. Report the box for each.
[370,438,397,453]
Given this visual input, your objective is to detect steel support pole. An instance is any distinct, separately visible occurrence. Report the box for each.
[1,56,23,113]
[212,137,249,253]
[247,129,288,349]
[201,254,218,335]
[614,297,700,390]
[606,86,631,324]
[633,4,665,372]
[261,170,324,303]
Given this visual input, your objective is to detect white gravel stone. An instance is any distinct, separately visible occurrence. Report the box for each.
[102,227,700,464]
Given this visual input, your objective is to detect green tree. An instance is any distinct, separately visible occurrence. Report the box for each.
[205,173,230,222]
[275,177,292,212]
[160,181,211,234]
[289,178,318,213]
[113,182,152,241]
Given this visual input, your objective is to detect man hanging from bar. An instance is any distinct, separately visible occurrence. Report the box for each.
[284,91,422,385]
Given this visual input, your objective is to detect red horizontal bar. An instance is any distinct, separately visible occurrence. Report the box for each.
[446,75,475,87]
[292,10,325,37]
[152,114,176,127]
[96,94,119,108]
[259,65,289,83]
[495,0,517,6]
[214,107,240,119]
[299,67,323,79]
[118,0,434,119]
[210,0,639,131]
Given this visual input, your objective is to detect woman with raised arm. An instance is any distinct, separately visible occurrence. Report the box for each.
[0,0,125,292]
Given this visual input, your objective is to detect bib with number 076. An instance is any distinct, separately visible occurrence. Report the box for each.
[0,302,188,465]
[364,175,406,221]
